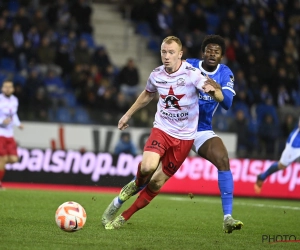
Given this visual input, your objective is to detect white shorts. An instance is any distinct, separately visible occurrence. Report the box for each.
[279,143,300,166]
[192,130,219,153]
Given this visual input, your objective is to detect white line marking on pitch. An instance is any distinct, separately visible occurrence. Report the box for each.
[165,197,300,210]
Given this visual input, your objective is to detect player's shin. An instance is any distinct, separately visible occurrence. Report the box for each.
[218,170,233,218]
[135,162,152,187]
[259,162,280,180]
[122,185,159,220]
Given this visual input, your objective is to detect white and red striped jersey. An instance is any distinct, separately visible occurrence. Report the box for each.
[0,93,21,138]
[146,61,206,140]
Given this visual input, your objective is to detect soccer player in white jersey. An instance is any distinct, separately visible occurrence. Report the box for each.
[255,117,300,194]
[102,36,212,230]
[186,35,243,233]
[0,81,23,189]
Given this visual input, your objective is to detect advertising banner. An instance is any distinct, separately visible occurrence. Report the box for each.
[4,148,300,199]
[13,122,237,157]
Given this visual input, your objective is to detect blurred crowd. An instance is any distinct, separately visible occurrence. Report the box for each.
[0,0,142,125]
[1,0,300,159]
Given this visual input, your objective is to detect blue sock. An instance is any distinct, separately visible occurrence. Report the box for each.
[218,170,233,216]
[260,162,279,180]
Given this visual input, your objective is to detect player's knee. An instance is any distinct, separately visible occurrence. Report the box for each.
[7,156,18,164]
[214,154,230,171]
[0,156,8,164]
[278,162,287,170]
[140,161,158,175]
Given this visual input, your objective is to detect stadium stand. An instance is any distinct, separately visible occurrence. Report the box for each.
[0,0,300,159]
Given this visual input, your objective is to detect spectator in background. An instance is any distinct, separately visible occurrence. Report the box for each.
[229,109,251,158]
[189,7,207,33]
[14,7,31,34]
[258,114,280,158]
[116,58,140,98]
[31,87,50,121]
[43,70,65,106]
[114,132,137,156]
[74,39,91,65]
[92,46,111,75]
[70,0,93,34]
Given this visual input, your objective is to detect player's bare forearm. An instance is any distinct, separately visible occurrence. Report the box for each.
[211,88,224,102]
[118,90,155,130]
[125,90,155,117]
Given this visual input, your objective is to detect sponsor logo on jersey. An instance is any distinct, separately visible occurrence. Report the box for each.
[199,93,213,101]
[160,86,185,110]
[156,81,168,84]
[185,66,196,71]
[227,82,234,88]
[229,75,234,82]
[177,78,185,86]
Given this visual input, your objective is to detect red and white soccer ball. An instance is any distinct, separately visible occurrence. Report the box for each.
[55,201,87,232]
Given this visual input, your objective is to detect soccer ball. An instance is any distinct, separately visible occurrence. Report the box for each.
[55,201,87,232]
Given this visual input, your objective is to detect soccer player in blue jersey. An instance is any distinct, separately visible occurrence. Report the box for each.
[255,117,300,194]
[186,34,243,233]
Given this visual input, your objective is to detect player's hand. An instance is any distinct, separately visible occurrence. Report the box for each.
[2,117,12,125]
[18,124,24,130]
[202,76,220,95]
[118,114,131,130]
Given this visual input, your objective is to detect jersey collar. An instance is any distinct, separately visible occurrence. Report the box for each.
[199,61,220,75]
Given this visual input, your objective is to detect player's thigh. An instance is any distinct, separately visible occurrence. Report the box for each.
[6,138,18,156]
[141,151,161,173]
[279,144,300,167]
[162,139,194,177]
[198,136,229,168]
[0,136,8,157]
[148,162,170,191]
[7,155,18,163]
[142,128,171,172]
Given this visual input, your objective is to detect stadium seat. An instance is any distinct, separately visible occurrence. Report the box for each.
[13,74,26,86]
[55,107,73,123]
[147,38,160,52]
[80,33,95,48]
[72,107,91,124]
[135,22,151,38]
[0,72,8,85]
[8,0,20,14]
[0,58,16,72]
[206,13,220,34]
[63,92,78,108]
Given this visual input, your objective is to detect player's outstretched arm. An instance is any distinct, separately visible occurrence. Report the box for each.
[118,90,156,130]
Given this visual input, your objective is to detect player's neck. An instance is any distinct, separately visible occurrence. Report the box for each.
[201,62,217,72]
[3,94,12,98]
[165,61,182,74]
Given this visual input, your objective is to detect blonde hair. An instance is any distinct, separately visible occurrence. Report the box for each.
[162,36,182,50]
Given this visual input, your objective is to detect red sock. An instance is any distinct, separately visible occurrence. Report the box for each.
[122,185,159,220]
[0,169,5,182]
[135,162,152,187]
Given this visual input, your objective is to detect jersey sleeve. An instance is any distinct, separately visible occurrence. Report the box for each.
[186,58,200,68]
[220,66,236,95]
[145,73,157,93]
[192,69,206,91]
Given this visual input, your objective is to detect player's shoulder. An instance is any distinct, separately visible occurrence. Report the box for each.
[182,61,198,72]
[11,94,19,102]
[218,64,234,75]
[151,65,164,73]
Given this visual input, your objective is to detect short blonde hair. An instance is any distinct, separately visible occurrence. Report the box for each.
[162,36,182,50]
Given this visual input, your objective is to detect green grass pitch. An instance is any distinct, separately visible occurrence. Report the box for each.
[1,188,299,250]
